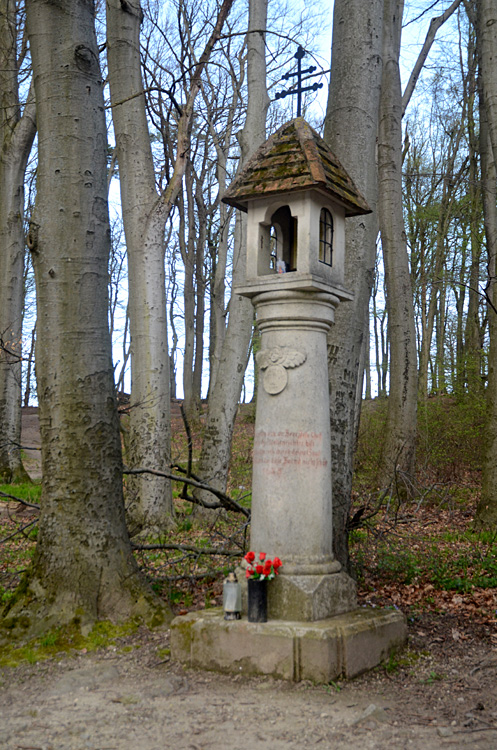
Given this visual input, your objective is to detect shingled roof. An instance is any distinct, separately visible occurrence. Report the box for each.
[222,118,371,217]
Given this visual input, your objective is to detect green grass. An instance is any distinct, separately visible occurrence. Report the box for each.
[0,483,41,503]
[357,532,497,593]
[0,620,140,668]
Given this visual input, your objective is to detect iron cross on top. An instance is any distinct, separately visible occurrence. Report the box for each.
[274,45,323,117]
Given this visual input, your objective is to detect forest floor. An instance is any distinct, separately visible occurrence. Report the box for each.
[1,613,497,749]
[1,398,496,748]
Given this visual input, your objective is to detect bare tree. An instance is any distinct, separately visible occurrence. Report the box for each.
[0,0,36,482]
[475,0,497,529]
[106,0,236,532]
[1,0,168,638]
[377,0,418,487]
[324,0,384,569]
[194,0,269,508]
[107,0,174,532]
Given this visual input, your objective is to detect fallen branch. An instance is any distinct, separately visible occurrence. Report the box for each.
[132,541,241,557]
[0,518,37,544]
[123,466,250,518]
[0,490,40,510]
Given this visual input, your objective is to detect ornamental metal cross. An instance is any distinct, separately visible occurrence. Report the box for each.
[274,45,323,117]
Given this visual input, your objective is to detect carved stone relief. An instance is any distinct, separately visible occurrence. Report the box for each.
[256,346,307,395]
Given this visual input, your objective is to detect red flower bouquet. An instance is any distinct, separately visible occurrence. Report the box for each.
[243,551,282,581]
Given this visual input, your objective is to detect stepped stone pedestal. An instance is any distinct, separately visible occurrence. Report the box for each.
[171,608,407,683]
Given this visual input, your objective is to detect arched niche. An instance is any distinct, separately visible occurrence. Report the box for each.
[258,203,298,276]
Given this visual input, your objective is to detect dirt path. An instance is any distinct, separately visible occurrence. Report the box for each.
[1,619,497,749]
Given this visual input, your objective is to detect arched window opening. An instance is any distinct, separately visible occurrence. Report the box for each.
[270,206,297,272]
[270,224,279,271]
[319,208,333,266]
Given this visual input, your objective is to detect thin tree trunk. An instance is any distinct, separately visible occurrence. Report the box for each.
[195,0,269,508]
[478,0,497,166]
[179,182,198,422]
[377,0,418,489]
[0,0,36,482]
[23,323,36,407]
[107,0,173,533]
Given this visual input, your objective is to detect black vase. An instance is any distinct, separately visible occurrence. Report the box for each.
[247,578,267,623]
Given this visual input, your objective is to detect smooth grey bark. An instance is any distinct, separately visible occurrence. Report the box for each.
[476,0,497,529]
[0,0,36,482]
[202,60,242,392]
[195,0,269,506]
[378,0,463,481]
[180,160,206,423]
[477,0,497,166]
[1,0,168,638]
[107,0,173,533]
[462,34,483,396]
[377,0,418,487]
[324,0,383,569]
[107,0,235,529]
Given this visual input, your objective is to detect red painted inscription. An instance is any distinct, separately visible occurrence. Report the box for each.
[254,429,327,477]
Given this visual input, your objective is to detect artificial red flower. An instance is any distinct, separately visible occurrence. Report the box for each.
[244,551,283,581]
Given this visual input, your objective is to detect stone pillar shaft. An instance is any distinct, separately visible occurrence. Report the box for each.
[250,290,341,576]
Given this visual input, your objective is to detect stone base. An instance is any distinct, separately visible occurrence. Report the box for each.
[268,572,357,621]
[170,607,407,683]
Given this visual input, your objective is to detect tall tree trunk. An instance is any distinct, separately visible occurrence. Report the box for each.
[108,0,234,528]
[195,0,269,506]
[324,0,384,569]
[106,0,173,533]
[464,38,483,396]
[475,0,497,529]
[179,182,198,423]
[478,0,497,166]
[377,0,418,489]
[1,0,167,639]
[463,28,483,395]
[0,0,36,482]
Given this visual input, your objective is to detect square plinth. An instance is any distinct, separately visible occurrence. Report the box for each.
[170,607,407,683]
[268,572,357,621]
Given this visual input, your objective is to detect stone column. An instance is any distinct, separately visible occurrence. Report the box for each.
[250,289,356,620]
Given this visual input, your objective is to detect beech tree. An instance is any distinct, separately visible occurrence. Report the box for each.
[194,0,269,507]
[475,0,497,529]
[377,0,418,488]
[0,0,36,482]
[107,0,174,532]
[107,0,235,531]
[1,0,167,637]
[324,0,384,568]
[377,0,463,485]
